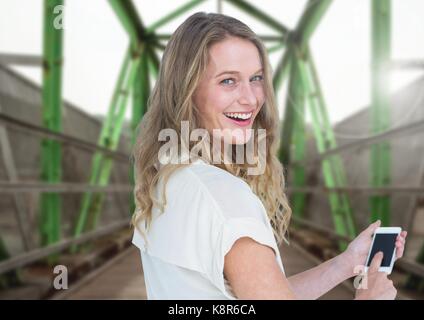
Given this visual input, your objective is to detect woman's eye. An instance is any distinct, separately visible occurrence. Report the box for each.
[220,78,235,85]
[220,75,263,85]
[251,75,264,82]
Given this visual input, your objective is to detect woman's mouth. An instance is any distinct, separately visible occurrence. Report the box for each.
[223,112,253,127]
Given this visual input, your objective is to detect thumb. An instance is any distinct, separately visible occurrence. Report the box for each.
[365,219,381,236]
[369,251,384,273]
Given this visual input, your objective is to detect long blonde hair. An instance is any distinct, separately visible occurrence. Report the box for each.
[132,12,291,246]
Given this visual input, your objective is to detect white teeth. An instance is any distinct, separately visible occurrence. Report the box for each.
[224,112,252,120]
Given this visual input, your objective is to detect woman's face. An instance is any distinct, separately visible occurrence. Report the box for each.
[193,36,265,145]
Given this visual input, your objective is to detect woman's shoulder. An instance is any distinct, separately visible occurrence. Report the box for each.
[164,159,266,222]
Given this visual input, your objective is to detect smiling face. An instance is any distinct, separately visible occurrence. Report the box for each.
[193,36,265,144]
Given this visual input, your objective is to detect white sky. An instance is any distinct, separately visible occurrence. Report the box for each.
[0,0,423,124]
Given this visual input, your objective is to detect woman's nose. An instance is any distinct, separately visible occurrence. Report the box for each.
[238,81,257,107]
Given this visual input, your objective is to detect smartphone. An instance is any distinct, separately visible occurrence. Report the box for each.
[364,227,401,274]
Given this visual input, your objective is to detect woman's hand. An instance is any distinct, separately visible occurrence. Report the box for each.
[344,220,407,274]
[355,252,397,300]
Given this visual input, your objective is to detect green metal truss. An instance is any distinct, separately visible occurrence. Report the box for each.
[146,0,207,33]
[273,1,357,250]
[109,0,144,49]
[277,0,334,166]
[73,46,141,241]
[39,0,64,247]
[0,0,418,292]
[28,0,399,265]
[284,51,307,219]
[73,0,206,238]
[146,46,160,78]
[298,47,357,244]
[226,0,289,35]
[129,49,152,214]
[294,0,333,49]
[273,44,292,97]
[277,45,357,249]
[277,48,296,166]
[71,0,353,244]
[370,0,392,226]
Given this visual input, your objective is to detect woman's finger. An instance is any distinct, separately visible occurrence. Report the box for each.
[396,233,406,240]
[395,231,407,260]
[396,238,405,246]
[396,244,404,258]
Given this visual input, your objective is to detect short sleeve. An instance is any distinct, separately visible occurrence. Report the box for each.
[132,223,147,252]
[208,216,281,299]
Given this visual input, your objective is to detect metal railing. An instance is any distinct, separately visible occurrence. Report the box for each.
[0,219,130,275]
[0,113,130,162]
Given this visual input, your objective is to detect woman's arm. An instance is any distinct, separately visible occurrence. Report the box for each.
[224,235,402,300]
[224,237,297,299]
[287,251,354,300]
[287,220,407,300]
[225,237,352,300]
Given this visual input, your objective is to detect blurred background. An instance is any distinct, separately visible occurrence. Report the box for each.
[0,0,423,299]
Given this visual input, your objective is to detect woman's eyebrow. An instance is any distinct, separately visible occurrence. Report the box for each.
[214,68,263,78]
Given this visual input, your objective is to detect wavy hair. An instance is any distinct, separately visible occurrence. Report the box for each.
[132,12,291,246]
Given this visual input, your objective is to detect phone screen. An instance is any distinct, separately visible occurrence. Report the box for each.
[366,233,397,267]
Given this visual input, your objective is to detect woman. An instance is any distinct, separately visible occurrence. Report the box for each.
[131,12,407,300]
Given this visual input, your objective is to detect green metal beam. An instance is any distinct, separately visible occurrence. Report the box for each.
[73,0,148,242]
[294,46,356,249]
[108,0,145,46]
[40,0,64,247]
[294,0,333,47]
[73,47,138,240]
[146,45,160,78]
[129,50,151,215]
[73,0,150,241]
[267,43,284,55]
[306,46,356,232]
[225,0,289,35]
[275,45,295,168]
[132,51,151,144]
[278,50,307,218]
[146,0,207,33]
[87,53,142,230]
[278,51,295,166]
[273,45,293,95]
[370,0,391,226]
[275,44,307,218]
[151,40,166,51]
[291,111,307,218]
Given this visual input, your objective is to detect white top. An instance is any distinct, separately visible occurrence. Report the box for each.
[132,158,285,300]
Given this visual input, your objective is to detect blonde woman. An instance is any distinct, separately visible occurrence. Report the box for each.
[131,12,407,300]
